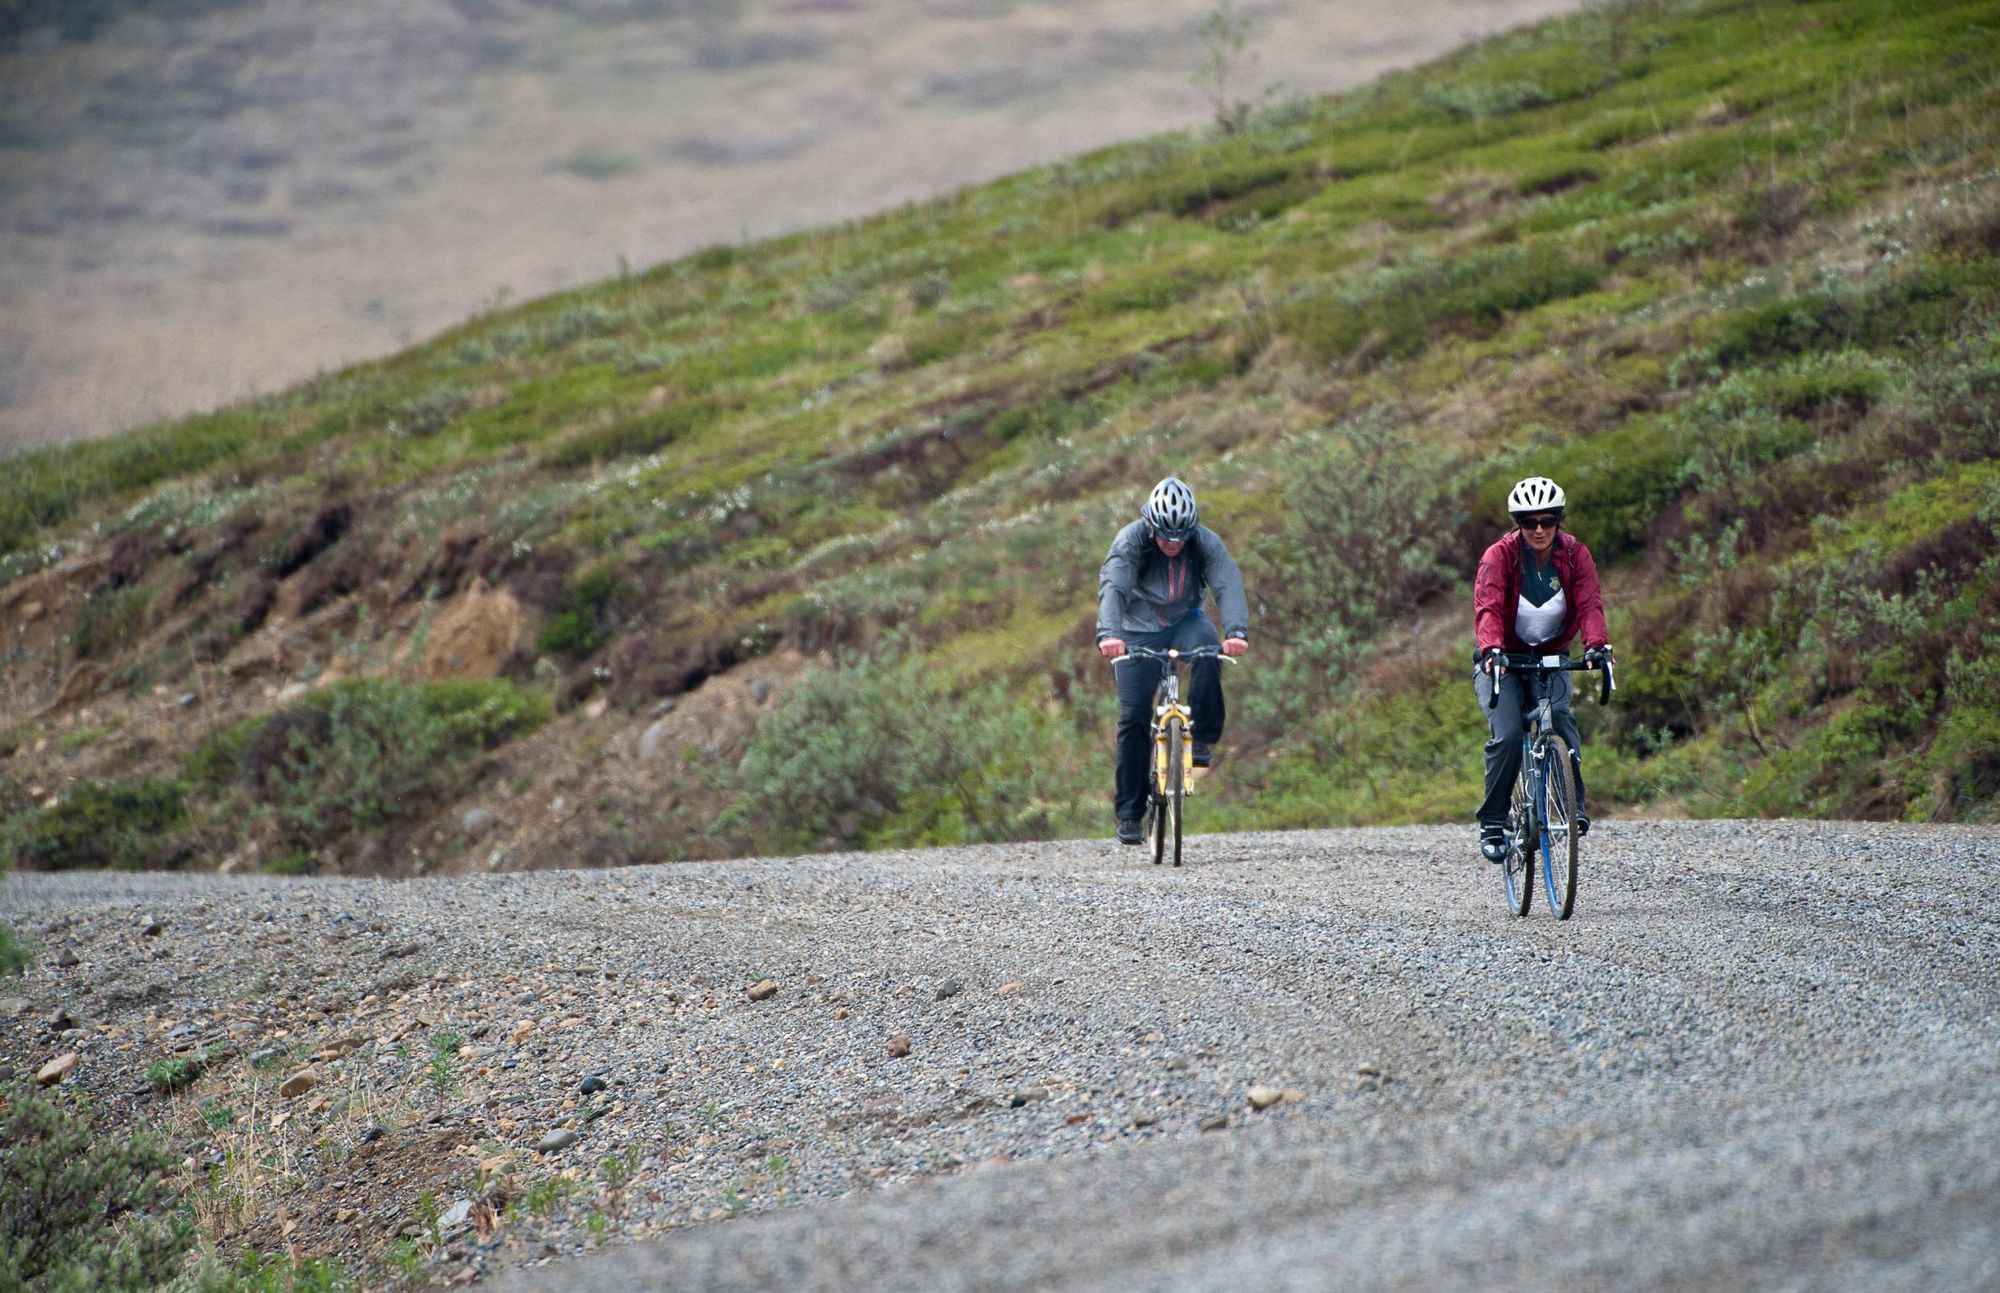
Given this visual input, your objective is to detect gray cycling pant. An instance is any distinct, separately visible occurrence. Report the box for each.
[1473,665,1586,830]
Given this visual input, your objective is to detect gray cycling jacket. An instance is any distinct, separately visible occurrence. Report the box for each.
[1096,521,1251,642]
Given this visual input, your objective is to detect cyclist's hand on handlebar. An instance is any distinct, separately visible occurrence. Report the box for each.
[1222,637,1248,658]
[1477,646,1507,677]
[1584,643,1615,667]
[1099,637,1127,660]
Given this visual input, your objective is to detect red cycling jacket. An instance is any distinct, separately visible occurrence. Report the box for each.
[1473,529,1610,655]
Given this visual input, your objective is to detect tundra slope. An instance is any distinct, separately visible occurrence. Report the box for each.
[4,819,1996,1288]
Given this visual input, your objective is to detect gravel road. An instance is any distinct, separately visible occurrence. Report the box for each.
[5,820,1996,1290]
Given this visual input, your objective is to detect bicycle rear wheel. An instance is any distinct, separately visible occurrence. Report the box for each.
[1164,718,1185,867]
[1539,735,1580,920]
[1504,754,1534,917]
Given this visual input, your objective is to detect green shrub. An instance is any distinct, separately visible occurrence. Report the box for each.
[185,716,267,790]
[1422,77,1553,122]
[223,678,549,849]
[537,399,718,470]
[145,1057,203,1093]
[0,925,31,976]
[0,406,271,557]
[1243,412,1466,739]
[727,651,1097,851]
[2,779,188,871]
[1283,243,1601,364]
[536,564,622,658]
[1667,371,1815,507]
[0,1082,193,1289]
[392,384,474,439]
[1483,417,1684,564]
[72,585,152,661]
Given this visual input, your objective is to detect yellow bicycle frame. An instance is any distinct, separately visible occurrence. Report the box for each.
[1153,695,1195,796]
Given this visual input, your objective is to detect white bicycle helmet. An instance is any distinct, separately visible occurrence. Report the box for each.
[1142,476,1199,540]
[1506,476,1566,518]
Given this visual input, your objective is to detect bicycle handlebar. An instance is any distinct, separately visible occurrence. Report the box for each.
[1484,652,1616,708]
[1111,646,1235,667]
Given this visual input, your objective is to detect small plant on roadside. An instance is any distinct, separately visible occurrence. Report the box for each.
[0,925,31,976]
[201,1098,237,1130]
[0,1081,194,1288]
[525,1173,576,1217]
[384,1237,424,1284]
[188,1246,354,1291]
[599,1148,637,1217]
[414,1190,442,1244]
[146,1056,203,1093]
[423,1032,464,1114]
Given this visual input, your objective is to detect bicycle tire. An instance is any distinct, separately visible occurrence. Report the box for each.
[1540,735,1580,919]
[1150,724,1167,866]
[1504,752,1534,917]
[1165,718,1185,867]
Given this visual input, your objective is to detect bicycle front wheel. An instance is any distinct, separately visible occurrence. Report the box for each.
[1539,735,1580,920]
[1164,718,1185,868]
[1504,754,1534,917]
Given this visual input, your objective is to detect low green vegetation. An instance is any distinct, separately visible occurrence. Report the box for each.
[0,924,31,976]
[0,1081,193,1289]
[7,677,548,872]
[3,0,1997,870]
[727,647,1101,852]
[0,1080,359,1291]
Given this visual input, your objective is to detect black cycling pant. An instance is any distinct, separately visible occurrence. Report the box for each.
[1113,615,1224,824]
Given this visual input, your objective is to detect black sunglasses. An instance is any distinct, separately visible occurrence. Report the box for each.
[1516,514,1561,531]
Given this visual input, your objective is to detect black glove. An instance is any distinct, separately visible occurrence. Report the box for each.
[1584,644,1615,667]
[1477,646,1507,677]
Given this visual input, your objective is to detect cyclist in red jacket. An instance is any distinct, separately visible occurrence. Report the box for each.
[1473,476,1614,862]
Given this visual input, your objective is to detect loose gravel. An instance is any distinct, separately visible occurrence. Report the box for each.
[3,820,1996,1290]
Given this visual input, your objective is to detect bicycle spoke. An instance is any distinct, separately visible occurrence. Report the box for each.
[1540,736,1580,920]
[1504,751,1534,916]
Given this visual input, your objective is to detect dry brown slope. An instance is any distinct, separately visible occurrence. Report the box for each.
[0,0,1585,449]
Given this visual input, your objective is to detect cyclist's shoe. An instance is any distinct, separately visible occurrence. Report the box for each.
[1575,812,1590,839]
[1117,818,1145,846]
[1192,742,1215,768]
[1479,824,1508,863]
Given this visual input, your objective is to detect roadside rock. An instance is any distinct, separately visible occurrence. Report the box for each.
[279,1067,320,1098]
[36,1053,78,1086]
[536,1129,579,1153]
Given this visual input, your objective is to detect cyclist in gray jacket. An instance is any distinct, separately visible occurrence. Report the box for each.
[1096,477,1250,845]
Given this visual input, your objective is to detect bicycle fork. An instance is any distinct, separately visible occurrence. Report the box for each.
[1154,701,1195,795]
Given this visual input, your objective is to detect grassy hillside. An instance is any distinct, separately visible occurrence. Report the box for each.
[4,0,1998,874]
